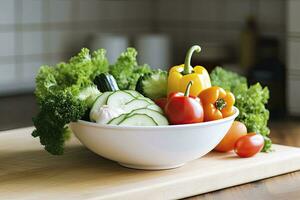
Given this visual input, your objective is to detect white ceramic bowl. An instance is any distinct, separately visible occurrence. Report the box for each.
[70,107,239,170]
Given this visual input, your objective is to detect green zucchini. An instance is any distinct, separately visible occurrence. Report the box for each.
[94,73,119,92]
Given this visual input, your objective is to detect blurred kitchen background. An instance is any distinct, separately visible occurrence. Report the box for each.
[0,0,299,131]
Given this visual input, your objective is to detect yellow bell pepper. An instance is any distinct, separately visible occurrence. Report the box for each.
[167,45,211,96]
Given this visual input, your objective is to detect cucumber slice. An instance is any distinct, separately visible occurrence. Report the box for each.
[147,104,163,113]
[118,114,158,126]
[90,92,113,121]
[108,114,127,125]
[137,96,153,104]
[129,108,169,125]
[124,90,142,98]
[106,91,135,109]
[123,99,151,113]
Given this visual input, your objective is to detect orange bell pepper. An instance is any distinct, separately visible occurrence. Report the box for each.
[199,86,235,121]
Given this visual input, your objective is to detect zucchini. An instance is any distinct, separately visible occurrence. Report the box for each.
[94,73,119,92]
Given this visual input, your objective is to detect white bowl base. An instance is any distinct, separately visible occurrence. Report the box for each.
[118,162,185,170]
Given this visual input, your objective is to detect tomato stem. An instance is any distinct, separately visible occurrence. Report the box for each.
[215,98,227,110]
[183,45,201,75]
[184,81,193,97]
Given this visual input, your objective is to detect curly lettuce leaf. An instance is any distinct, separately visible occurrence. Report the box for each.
[110,48,152,90]
[33,48,108,155]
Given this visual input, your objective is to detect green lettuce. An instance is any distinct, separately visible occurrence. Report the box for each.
[110,48,152,90]
[33,48,108,155]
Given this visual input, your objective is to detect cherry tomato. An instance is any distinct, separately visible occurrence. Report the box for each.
[215,121,247,152]
[234,133,264,158]
[154,98,168,110]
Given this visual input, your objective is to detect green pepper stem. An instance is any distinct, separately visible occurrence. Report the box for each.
[215,98,227,110]
[184,81,193,97]
[183,45,201,75]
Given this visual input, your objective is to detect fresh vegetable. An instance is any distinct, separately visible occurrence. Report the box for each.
[123,99,151,113]
[106,91,136,110]
[154,98,168,110]
[92,105,124,124]
[136,70,168,99]
[147,104,163,113]
[234,133,264,158]
[78,85,101,108]
[91,90,169,126]
[110,48,152,90]
[90,92,113,121]
[124,90,142,98]
[118,114,158,126]
[94,73,119,92]
[199,86,235,121]
[33,48,109,155]
[129,108,168,125]
[167,45,211,96]
[210,67,247,92]
[215,121,247,152]
[210,67,271,152]
[165,81,204,125]
[108,114,127,125]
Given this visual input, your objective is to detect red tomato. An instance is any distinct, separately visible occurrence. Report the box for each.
[234,133,264,158]
[164,94,204,125]
[154,98,168,110]
[214,121,247,152]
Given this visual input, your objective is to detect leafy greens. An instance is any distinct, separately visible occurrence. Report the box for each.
[110,48,152,90]
[33,48,109,155]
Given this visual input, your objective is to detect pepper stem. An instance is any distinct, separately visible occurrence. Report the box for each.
[183,45,201,75]
[184,81,193,97]
[215,98,227,110]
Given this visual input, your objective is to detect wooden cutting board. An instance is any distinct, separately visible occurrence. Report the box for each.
[1,127,300,200]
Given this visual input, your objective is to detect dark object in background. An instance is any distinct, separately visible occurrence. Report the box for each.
[240,16,257,71]
[249,37,285,119]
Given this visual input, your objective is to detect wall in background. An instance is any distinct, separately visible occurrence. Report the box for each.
[0,0,154,94]
[155,0,286,64]
[0,0,285,95]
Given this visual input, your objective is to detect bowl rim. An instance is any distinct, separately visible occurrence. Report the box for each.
[73,107,239,130]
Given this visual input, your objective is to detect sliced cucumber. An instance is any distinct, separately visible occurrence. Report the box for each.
[90,92,113,121]
[118,114,158,126]
[147,104,163,113]
[123,99,151,113]
[106,91,135,109]
[108,114,127,125]
[129,108,168,125]
[137,96,153,104]
[124,90,142,98]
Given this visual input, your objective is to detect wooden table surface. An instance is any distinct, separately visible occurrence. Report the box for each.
[188,121,300,200]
